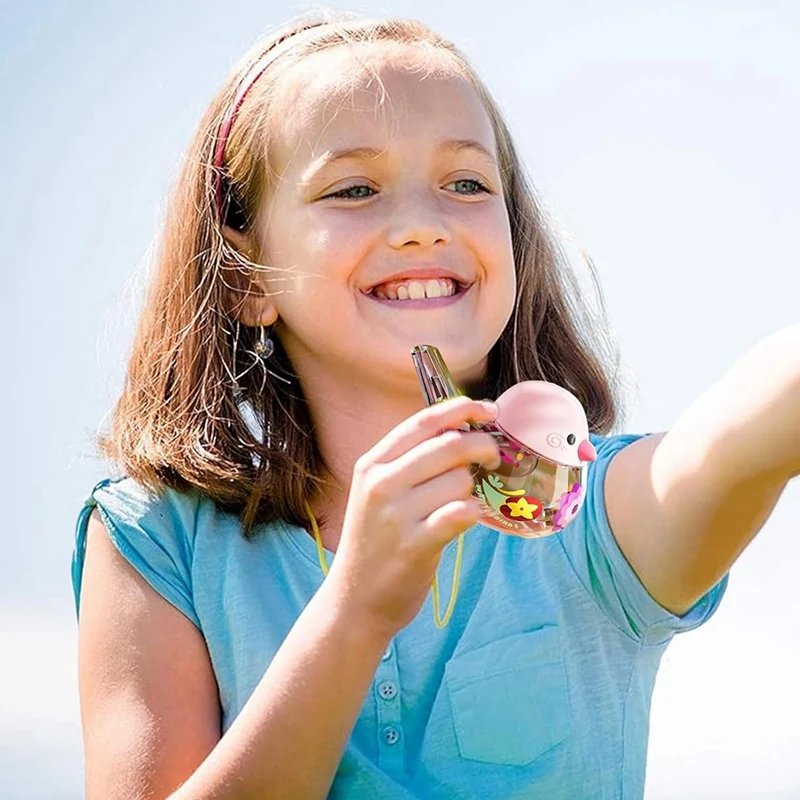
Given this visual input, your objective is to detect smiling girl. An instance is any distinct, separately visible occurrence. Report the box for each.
[71,11,799,799]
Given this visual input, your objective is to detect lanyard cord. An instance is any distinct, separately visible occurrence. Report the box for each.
[303,499,464,628]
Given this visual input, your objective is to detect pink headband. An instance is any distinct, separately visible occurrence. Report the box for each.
[213,22,328,224]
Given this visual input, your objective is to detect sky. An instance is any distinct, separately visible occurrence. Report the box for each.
[1,0,798,796]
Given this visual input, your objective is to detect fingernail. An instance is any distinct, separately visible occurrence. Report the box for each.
[481,400,499,415]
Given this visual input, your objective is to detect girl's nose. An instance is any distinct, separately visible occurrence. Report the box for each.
[578,438,597,462]
[387,191,452,250]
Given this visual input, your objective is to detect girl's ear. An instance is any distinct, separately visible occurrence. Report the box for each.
[221,224,254,256]
[220,225,279,328]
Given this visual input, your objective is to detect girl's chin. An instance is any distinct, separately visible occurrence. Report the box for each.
[361,334,487,379]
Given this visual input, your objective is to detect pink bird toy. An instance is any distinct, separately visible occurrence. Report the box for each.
[411,345,597,538]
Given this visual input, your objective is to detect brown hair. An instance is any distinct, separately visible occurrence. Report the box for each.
[96,10,631,537]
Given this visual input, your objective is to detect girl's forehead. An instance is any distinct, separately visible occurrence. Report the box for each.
[269,43,494,172]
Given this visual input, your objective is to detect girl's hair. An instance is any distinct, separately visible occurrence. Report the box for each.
[97,10,630,538]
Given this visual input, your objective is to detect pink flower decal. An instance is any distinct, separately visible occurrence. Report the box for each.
[551,483,584,532]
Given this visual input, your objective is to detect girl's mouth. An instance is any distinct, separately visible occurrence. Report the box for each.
[362,279,472,310]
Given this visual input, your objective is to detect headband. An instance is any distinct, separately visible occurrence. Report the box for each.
[213,22,329,226]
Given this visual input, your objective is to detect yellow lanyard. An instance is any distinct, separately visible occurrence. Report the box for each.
[303,499,464,628]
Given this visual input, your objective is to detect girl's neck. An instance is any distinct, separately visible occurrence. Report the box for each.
[303,402,412,553]
[307,496,346,553]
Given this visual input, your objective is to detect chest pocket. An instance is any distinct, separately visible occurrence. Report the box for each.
[445,626,571,767]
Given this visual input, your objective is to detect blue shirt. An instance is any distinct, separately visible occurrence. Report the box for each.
[71,432,728,799]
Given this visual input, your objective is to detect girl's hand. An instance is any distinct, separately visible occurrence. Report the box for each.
[327,396,502,638]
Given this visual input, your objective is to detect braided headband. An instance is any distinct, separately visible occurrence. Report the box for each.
[213,22,329,225]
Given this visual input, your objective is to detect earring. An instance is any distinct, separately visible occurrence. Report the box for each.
[254,324,274,360]
[251,322,292,387]
[230,319,291,392]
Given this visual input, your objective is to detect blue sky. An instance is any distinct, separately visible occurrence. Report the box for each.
[2,1,799,797]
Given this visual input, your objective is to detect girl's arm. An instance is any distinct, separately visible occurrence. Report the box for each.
[79,510,391,800]
[602,324,799,617]
[80,397,499,799]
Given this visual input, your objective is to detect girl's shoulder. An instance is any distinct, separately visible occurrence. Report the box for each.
[562,430,728,644]
[72,475,211,629]
[83,475,206,544]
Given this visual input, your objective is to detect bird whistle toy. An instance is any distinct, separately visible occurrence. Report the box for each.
[411,345,597,538]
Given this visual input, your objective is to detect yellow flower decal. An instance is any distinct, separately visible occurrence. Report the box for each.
[504,496,542,520]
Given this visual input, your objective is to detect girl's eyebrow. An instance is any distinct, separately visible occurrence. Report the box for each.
[301,138,498,181]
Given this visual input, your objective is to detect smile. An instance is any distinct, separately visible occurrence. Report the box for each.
[362,282,471,309]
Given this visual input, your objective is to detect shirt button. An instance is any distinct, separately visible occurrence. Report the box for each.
[378,680,397,700]
[381,645,392,662]
[383,725,400,746]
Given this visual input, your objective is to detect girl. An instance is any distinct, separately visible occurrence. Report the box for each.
[71,11,799,800]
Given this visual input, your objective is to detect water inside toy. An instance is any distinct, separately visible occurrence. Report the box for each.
[411,344,596,537]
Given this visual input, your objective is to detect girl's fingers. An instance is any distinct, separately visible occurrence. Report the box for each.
[420,497,483,550]
[364,396,497,467]
[384,427,499,496]
[401,464,477,523]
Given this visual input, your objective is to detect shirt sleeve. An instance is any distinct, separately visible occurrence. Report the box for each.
[72,476,201,629]
[557,432,729,645]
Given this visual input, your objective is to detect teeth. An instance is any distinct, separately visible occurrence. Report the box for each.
[408,282,427,299]
[373,278,457,300]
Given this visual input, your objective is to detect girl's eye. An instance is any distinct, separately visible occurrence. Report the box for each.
[323,178,489,200]
[325,184,376,200]
[445,178,490,195]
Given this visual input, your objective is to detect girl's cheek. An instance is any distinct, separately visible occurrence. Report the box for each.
[324,218,381,256]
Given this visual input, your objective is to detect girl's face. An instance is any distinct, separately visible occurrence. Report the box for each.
[243,44,516,394]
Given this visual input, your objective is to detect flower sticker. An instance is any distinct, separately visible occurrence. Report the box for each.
[551,483,584,532]
[499,496,543,521]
